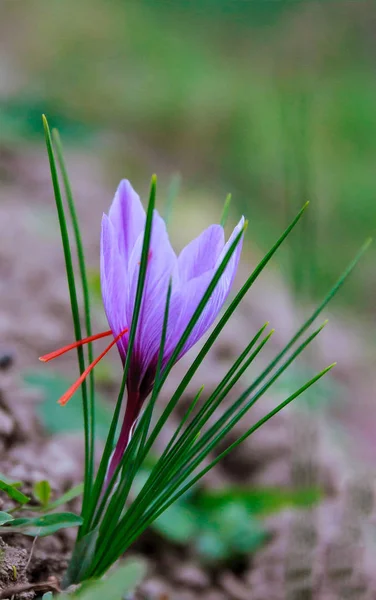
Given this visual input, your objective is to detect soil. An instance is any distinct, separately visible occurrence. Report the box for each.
[0,144,376,599]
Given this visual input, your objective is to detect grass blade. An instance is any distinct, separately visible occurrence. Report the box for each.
[139,203,308,462]
[52,128,95,503]
[90,282,173,573]
[42,116,92,514]
[99,364,334,573]
[220,193,232,227]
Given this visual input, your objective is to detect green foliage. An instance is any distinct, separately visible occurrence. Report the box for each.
[0,479,30,505]
[43,114,95,513]
[0,512,14,526]
[151,484,321,561]
[154,502,197,544]
[197,502,266,560]
[197,486,323,516]
[60,558,147,600]
[154,495,266,560]
[52,128,96,507]
[0,473,22,486]
[44,484,84,512]
[220,193,232,228]
[33,480,51,508]
[0,476,83,537]
[0,513,82,537]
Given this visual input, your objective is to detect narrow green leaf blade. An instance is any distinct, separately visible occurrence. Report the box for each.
[33,480,51,507]
[0,480,30,505]
[1,512,83,537]
[46,483,84,511]
[0,512,14,525]
[64,558,147,600]
[42,115,92,511]
[52,128,95,493]
[220,193,232,227]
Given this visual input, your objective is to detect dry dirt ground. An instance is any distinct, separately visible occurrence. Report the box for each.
[0,144,376,600]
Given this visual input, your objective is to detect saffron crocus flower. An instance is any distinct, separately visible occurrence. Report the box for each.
[40,180,244,480]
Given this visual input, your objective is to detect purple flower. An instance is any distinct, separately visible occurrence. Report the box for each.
[101,180,244,476]
[40,178,244,480]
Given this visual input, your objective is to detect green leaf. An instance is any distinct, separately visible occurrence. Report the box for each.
[62,558,147,600]
[24,371,112,439]
[52,128,96,502]
[195,531,228,561]
[197,486,322,516]
[0,512,14,525]
[195,501,266,561]
[220,192,232,227]
[0,479,30,505]
[33,480,51,507]
[153,503,198,543]
[43,115,93,513]
[1,512,83,537]
[45,483,84,512]
[42,593,53,600]
[0,473,22,487]
[63,528,99,588]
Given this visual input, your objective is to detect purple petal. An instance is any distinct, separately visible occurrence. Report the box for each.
[126,210,178,379]
[215,216,245,283]
[100,214,129,360]
[108,180,146,266]
[168,216,245,358]
[178,224,225,282]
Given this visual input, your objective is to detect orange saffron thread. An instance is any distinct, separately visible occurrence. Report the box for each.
[39,330,113,362]
[57,327,128,406]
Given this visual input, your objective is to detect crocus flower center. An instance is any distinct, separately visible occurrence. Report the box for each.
[39,328,128,405]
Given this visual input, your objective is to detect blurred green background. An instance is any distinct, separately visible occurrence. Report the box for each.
[0,0,375,311]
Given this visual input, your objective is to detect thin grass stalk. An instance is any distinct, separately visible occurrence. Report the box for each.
[137,204,309,463]
[141,364,335,531]
[122,327,274,526]
[220,193,232,227]
[88,227,246,572]
[94,283,172,549]
[99,238,370,559]
[52,129,95,504]
[93,365,333,576]
[140,323,269,486]
[42,116,92,514]
[161,323,269,461]
[166,323,326,480]
[112,324,322,541]
[90,400,154,529]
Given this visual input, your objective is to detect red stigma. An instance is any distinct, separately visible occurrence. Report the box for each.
[39,328,128,406]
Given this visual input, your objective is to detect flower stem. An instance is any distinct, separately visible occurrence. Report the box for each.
[106,391,140,485]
